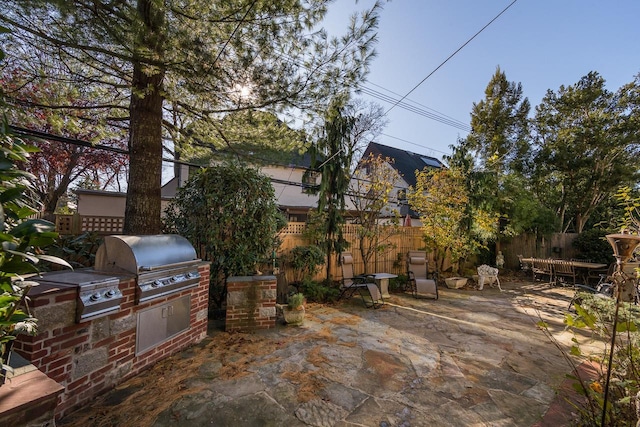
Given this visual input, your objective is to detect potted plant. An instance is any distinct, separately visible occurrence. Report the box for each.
[283,292,305,325]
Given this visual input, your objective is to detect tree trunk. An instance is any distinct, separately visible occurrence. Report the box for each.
[123,63,164,235]
[123,0,166,235]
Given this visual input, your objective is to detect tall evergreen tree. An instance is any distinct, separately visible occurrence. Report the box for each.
[461,67,531,175]
[448,68,532,254]
[0,1,382,233]
[309,98,356,280]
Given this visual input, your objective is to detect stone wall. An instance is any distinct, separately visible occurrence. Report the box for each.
[12,262,210,419]
[226,276,277,332]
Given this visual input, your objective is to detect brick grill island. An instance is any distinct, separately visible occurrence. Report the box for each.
[10,235,210,420]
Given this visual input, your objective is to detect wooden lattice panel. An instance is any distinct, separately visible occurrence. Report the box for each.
[55,215,74,234]
[81,216,124,234]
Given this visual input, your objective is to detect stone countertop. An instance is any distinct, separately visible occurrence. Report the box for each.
[0,353,64,422]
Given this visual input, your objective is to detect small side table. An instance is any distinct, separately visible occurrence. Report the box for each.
[371,273,398,298]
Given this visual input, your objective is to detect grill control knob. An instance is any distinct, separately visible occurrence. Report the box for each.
[90,293,101,302]
[105,289,116,298]
[170,276,178,283]
[152,280,162,288]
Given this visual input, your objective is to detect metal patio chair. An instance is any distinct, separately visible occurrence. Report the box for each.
[338,252,370,300]
[407,251,438,299]
[359,283,385,309]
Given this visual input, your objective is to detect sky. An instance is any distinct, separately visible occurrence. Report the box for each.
[323,0,640,162]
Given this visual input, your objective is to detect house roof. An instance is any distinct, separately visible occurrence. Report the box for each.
[361,142,445,187]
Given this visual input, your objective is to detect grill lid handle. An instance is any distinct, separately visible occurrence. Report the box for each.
[139,259,202,271]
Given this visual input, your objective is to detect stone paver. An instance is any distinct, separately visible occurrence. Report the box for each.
[59,279,598,427]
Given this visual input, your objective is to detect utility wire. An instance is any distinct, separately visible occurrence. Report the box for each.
[368,81,468,127]
[385,0,520,115]
[359,86,471,132]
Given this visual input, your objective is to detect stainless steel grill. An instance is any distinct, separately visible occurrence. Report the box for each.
[94,235,201,304]
[37,270,123,322]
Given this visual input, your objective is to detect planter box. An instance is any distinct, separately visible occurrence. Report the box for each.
[445,277,468,289]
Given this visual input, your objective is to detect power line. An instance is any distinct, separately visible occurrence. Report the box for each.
[368,81,468,127]
[385,0,520,115]
[380,133,451,156]
[246,36,472,135]
[359,86,471,132]
[10,126,129,154]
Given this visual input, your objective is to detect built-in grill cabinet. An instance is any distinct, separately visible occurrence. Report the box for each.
[136,295,191,355]
[37,270,123,322]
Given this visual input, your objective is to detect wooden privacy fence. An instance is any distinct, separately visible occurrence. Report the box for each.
[53,214,582,278]
[276,222,432,283]
[500,233,579,270]
[53,215,435,281]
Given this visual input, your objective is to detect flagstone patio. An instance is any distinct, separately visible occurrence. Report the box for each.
[58,277,602,427]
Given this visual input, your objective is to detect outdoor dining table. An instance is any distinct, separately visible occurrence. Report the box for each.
[521,258,607,270]
[521,258,608,284]
[368,273,398,298]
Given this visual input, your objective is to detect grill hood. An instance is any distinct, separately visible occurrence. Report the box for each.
[95,235,199,274]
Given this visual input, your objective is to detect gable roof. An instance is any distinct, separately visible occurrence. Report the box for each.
[361,142,445,187]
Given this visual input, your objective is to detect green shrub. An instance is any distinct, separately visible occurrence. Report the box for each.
[288,245,325,283]
[572,229,616,265]
[298,278,339,303]
[390,274,408,292]
[558,294,640,425]
[163,163,283,311]
[47,232,103,269]
[0,125,70,381]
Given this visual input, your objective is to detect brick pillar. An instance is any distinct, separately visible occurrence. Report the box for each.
[226,276,277,332]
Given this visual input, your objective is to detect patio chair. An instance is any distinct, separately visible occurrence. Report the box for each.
[568,280,614,311]
[359,283,385,309]
[554,260,577,286]
[532,258,554,284]
[338,252,370,300]
[517,255,531,273]
[407,251,438,299]
[477,264,502,291]
[586,262,615,287]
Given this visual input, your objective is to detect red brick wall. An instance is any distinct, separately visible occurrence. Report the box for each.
[13,262,210,419]
[225,276,277,332]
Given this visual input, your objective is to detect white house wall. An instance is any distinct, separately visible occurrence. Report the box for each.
[76,190,171,217]
[77,191,126,217]
[348,161,408,219]
[262,165,318,209]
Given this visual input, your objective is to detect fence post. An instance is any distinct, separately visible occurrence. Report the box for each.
[72,213,82,234]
